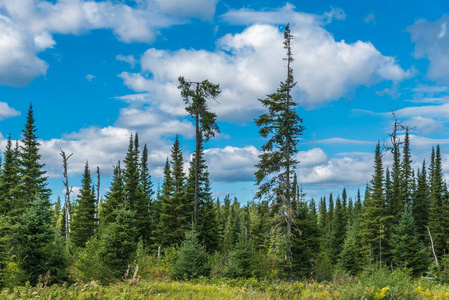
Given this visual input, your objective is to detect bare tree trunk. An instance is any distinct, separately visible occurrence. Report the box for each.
[60,149,73,241]
[194,83,200,223]
[427,226,439,266]
[94,166,100,232]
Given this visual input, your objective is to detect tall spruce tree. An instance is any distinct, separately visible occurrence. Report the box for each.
[401,130,413,206]
[19,104,51,204]
[71,162,97,248]
[0,135,21,216]
[254,24,305,281]
[413,160,430,242]
[360,143,391,265]
[159,137,188,247]
[139,143,153,244]
[178,76,221,222]
[102,161,125,225]
[429,145,446,257]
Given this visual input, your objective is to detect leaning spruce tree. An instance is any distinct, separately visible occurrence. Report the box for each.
[255,23,305,281]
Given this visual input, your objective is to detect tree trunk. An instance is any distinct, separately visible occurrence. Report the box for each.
[60,149,73,241]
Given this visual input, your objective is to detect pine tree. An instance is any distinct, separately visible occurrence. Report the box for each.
[318,197,327,229]
[254,24,305,281]
[19,104,51,204]
[139,143,153,244]
[328,195,346,263]
[224,227,254,278]
[71,162,97,248]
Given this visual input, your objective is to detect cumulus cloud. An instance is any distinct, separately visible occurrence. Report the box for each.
[409,116,445,135]
[408,14,449,82]
[0,101,21,120]
[363,13,376,25]
[119,6,410,121]
[0,0,218,86]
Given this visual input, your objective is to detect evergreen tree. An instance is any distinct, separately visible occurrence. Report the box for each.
[253,24,305,281]
[102,162,125,225]
[360,143,391,265]
[101,208,138,279]
[19,104,51,204]
[224,227,254,278]
[390,145,403,220]
[178,76,221,222]
[139,143,153,244]
[401,130,413,206]
[328,195,346,263]
[429,145,446,257]
[158,159,174,247]
[159,137,189,247]
[338,221,363,275]
[413,160,430,242]
[0,135,21,216]
[391,205,430,275]
[318,197,327,229]
[291,201,322,279]
[71,162,97,248]
[172,228,210,280]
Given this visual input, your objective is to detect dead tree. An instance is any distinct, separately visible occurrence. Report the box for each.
[94,166,100,231]
[60,149,73,241]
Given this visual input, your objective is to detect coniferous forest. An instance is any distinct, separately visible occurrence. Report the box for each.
[3,25,449,299]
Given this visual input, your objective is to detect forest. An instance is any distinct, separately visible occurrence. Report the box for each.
[2,25,449,299]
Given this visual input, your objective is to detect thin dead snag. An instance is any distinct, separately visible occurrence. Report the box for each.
[94,166,100,232]
[60,148,73,241]
[426,226,439,267]
[382,108,415,155]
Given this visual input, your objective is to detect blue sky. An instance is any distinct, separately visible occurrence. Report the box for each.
[1,0,449,202]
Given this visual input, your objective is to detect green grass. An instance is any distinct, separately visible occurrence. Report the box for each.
[4,268,449,299]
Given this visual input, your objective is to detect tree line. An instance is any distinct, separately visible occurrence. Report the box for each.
[0,24,447,288]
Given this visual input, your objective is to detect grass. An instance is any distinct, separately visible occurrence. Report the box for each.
[4,267,449,299]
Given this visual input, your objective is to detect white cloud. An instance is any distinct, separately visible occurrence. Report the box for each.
[408,116,445,135]
[85,74,96,81]
[0,0,219,86]
[119,7,410,121]
[363,13,376,25]
[116,54,137,68]
[205,146,259,182]
[0,101,21,120]
[408,14,449,82]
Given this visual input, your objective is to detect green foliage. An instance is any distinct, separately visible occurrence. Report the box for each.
[223,228,253,278]
[101,208,138,279]
[70,161,97,248]
[171,229,210,280]
[391,205,430,276]
[75,236,110,284]
[338,222,363,275]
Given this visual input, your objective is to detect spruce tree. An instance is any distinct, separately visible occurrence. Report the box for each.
[172,228,210,280]
[102,162,125,225]
[139,143,153,244]
[71,162,97,248]
[159,137,188,247]
[19,104,51,204]
[360,143,391,265]
[391,205,430,275]
[401,130,413,206]
[413,160,430,242]
[254,24,305,281]
[0,135,21,216]
[338,221,363,275]
[158,159,174,247]
[178,76,221,222]
[429,145,446,257]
